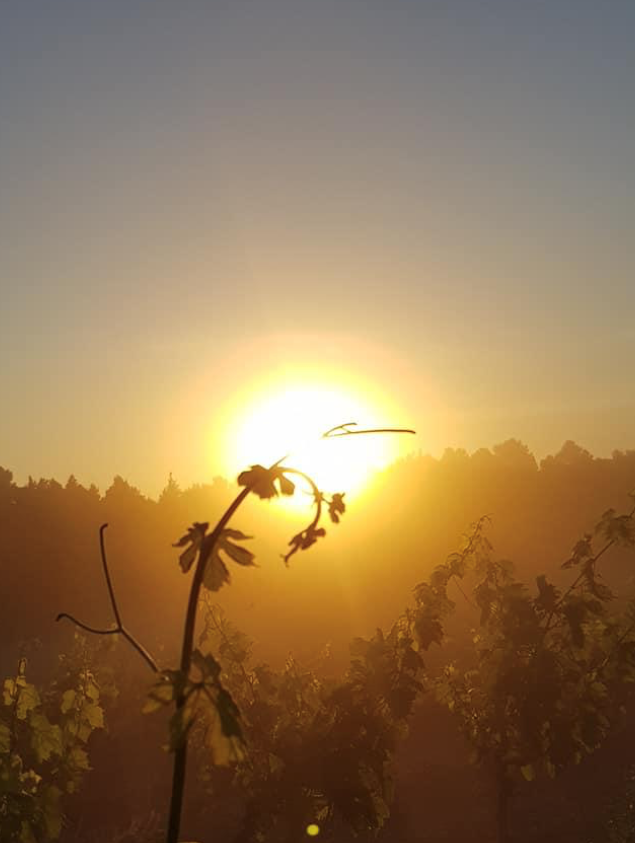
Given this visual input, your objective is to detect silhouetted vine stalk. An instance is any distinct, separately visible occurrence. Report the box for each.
[56,421,415,843]
[166,422,414,843]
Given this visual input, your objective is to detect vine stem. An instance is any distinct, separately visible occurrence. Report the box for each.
[165,426,415,842]
[166,484,253,843]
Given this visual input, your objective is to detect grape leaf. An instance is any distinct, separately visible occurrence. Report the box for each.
[237,465,295,499]
[61,689,76,713]
[173,522,209,573]
[29,713,63,762]
[328,493,346,523]
[83,702,104,730]
[218,529,256,568]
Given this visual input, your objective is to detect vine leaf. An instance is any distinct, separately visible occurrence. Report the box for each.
[218,529,256,568]
[204,529,256,592]
[29,714,63,763]
[174,525,256,591]
[283,525,327,565]
[173,522,209,573]
[328,493,346,523]
[237,464,295,499]
[60,690,76,714]
[521,764,535,782]
[144,654,244,766]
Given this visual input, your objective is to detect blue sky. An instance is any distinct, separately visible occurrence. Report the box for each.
[1,1,634,493]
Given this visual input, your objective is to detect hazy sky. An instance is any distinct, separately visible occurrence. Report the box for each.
[1,1,634,494]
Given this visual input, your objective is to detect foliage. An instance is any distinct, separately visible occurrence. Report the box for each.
[405,501,635,840]
[0,638,108,842]
[193,599,423,841]
[144,650,244,766]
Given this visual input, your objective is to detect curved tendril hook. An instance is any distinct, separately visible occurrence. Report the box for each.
[322,421,416,438]
[272,421,416,565]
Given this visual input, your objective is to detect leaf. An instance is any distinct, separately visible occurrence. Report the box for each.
[61,689,76,713]
[16,683,40,720]
[29,713,63,762]
[237,465,279,499]
[237,464,296,498]
[521,764,535,781]
[218,529,256,567]
[85,675,100,702]
[204,687,245,766]
[203,553,231,592]
[2,677,16,705]
[535,575,559,612]
[143,670,184,714]
[83,702,104,730]
[191,649,222,684]
[328,493,346,524]
[67,746,91,771]
[173,522,209,573]
[283,525,327,565]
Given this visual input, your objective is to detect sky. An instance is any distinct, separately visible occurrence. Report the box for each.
[1,1,634,495]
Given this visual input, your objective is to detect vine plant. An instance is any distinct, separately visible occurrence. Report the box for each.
[56,421,414,843]
[405,499,635,842]
[0,638,109,842]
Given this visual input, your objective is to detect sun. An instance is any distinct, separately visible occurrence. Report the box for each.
[218,378,404,500]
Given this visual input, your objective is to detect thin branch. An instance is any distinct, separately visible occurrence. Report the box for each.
[100,522,123,628]
[119,629,160,674]
[56,523,159,674]
[55,614,119,637]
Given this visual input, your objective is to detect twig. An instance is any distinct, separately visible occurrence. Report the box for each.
[56,524,159,674]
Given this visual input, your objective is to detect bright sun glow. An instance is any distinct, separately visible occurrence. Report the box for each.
[219,379,405,502]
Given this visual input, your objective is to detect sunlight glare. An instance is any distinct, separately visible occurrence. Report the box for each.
[220,380,402,502]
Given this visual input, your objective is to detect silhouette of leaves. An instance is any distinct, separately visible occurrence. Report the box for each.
[173,525,255,591]
[328,493,346,523]
[145,652,244,765]
[173,521,209,573]
[237,465,296,499]
[283,525,327,565]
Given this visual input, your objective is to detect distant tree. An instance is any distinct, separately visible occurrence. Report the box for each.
[492,439,538,472]
[103,476,145,505]
[542,440,594,469]
[0,467,15,502]
[158,473,181,507]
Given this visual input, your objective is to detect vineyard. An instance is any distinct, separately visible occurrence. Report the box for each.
[2,444,635,842]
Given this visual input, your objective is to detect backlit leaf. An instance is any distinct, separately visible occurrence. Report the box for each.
[521,764,535,781]
[61,689,76,713]
[29,713,63,762]
[219,529,256,568]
